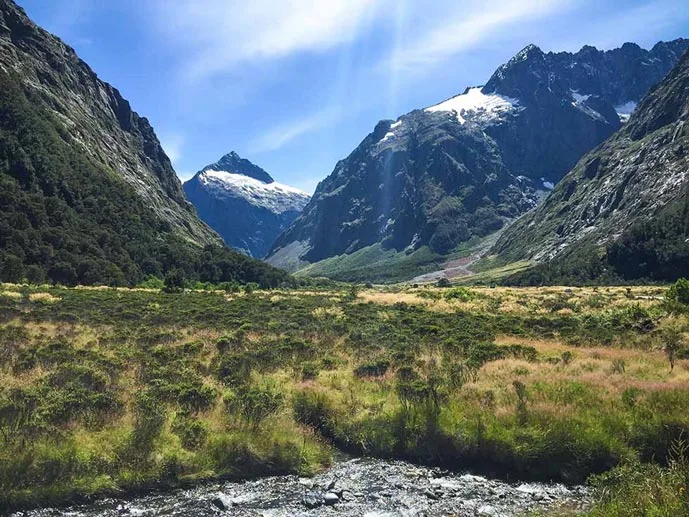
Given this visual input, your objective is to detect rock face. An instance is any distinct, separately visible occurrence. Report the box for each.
[183,152,310,258]
[267,39,688,271]
[0,0,216,245]
[0,0,287,286]
[494,48,689,280]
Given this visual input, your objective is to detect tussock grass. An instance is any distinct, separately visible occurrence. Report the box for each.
[0,282,687,513]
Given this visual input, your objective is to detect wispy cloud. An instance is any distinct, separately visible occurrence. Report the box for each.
[152,0,385,81]
[249,107,343,154]
[385,0,576,73]
[565,0,689,50]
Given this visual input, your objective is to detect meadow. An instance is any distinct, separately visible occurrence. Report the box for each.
[0,281,688,514]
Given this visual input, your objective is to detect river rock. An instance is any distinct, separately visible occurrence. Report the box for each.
[424,489,440,500]
[210,497,228,511]
[302,495,322,509]
[476,504,497,516]
[324,492,340,505]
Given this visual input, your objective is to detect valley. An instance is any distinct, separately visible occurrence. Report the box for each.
[1,282,688,515]
[1,0,689,515]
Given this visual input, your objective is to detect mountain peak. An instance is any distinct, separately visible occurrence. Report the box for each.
[184,154,309,258]
[516,43,543,58]
[201,152,274,184]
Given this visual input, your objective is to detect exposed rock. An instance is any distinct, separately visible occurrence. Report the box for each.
[268,39,688,275]
[324,492,340,505]
[494,48,689,280]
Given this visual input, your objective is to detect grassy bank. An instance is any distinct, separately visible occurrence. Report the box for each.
[0,283,688,513]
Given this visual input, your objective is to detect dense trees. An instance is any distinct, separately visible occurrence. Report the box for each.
[0,71,289,288]
[503,194,689,286]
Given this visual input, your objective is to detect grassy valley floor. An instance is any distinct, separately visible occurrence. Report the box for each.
[0,283,688,514]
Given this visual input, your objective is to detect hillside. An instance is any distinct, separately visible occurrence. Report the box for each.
[184,152,309,258]
[494,49,689,284]
[267,39,688,281]
[0,0,288,287]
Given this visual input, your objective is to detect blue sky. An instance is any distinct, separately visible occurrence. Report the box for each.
[18,0,689,194]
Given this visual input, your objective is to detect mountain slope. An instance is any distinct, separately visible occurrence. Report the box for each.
[183,152,309,258]
[267,40,688,279]
[493,49,689,283]
[0,0,288,287]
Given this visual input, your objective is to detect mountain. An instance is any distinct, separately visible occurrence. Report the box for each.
[493,48,689,284]
[267,39,689,280]
[0,0,289,287]
[183,152,310,258]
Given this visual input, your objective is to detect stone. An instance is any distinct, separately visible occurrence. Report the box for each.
[324,492,340,506]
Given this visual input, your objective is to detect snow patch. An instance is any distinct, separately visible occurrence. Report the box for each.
[542,180,555,190]
[615,101,637,122]
[570,90,604,120]
[199,170,310,214]
[425,87,518,125]
[571,91,590,104]
[380,120,403,143]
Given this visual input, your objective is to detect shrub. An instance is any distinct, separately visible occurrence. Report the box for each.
[444,287,475,301]
[131,391,166,453]
[139,275,164,289]
[163,269,186,293]
[611,359,626,374]
[301,362,320,381]
[227,385,284,428]
[665,278,689,314]
[172,417,208,450]
[354,359,390,378]
[436,278,451,288]
[513,380,528,426]
[667,278,689,305]
[561,351,574,367]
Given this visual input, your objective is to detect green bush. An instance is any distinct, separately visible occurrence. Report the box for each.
[667,278,689,307]
[172,417,208,450]
[354,359,390,378]
[227,385,284,428]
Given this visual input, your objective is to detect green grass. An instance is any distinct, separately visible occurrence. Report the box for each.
[295,243,457,283]
[0,282,688,513]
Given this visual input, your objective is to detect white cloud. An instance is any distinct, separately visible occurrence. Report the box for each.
[386,0,575,73]
[152,0,385,80]
[249,107,343,153]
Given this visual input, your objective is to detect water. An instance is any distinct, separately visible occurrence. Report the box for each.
[14,458,589,516]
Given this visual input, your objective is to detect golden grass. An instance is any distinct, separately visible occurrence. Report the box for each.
[27,292,61,304]
[0,290,22,300]
[487,335,689,400]
[359,285,668,316]
[312,306,345,320]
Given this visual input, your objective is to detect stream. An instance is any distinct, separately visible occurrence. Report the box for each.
[14,458,589,516]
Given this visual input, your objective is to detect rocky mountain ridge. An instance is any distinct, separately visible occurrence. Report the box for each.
[0,0,216,245]
[493,47,689,281]
[267,39,688,276]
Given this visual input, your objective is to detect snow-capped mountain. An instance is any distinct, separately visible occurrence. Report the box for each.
[267,39,688,277]
[184,152,310,258]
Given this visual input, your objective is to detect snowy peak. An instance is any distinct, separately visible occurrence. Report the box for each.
[425,86,519,125]
[183,152,310,258]
[201,151,274,184]
[197,169,309,214]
